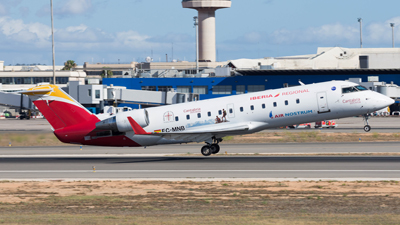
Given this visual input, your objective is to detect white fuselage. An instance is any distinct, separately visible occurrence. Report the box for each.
[111,81,393,146]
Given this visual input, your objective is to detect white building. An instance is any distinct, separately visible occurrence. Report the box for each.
[228,47,400,70]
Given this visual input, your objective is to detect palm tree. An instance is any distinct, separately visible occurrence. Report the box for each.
[101,67,113,78]
[62,60,77,70]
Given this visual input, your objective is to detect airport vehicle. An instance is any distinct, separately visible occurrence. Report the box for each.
[314,120,337,128]
[287,123,312,129]
[21,81,394,156]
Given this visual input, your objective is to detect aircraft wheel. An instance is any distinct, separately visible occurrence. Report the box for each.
[210,144,220,154]
[201,145,212,156]
[364,125,371,132]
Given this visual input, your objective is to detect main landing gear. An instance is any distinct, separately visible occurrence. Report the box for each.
[363,114,371,132]
[201,137,222,156]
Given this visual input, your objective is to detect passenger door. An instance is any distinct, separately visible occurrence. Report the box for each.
[316,92,330,113]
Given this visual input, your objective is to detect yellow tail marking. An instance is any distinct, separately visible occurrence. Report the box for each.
[27,85,74,102]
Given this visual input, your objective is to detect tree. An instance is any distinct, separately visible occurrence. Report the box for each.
[62,60,77,70]
[101,68,113,78]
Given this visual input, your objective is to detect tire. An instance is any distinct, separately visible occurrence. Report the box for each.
[211,144,220,154]
[201,145,212,156]
[364,125,371,132]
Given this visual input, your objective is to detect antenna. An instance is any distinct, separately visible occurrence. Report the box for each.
[50,0,56,84]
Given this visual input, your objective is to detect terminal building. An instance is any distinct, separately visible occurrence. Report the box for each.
[2,47,400,115]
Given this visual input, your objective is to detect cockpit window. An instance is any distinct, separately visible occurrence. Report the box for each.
[355,85,368,91]
[342,85,368,94]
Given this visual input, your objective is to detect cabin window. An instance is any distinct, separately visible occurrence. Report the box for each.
[218,110,222,115]
[175,116,179,121]
[273,102,277,107]
[240,107,244,112]
[208,112,211,117]
[197,113,201,118]
[186,115,190,120]
[88,89,92,97]
[229,108,233,114]
[296,99,300,104]
[250,105,254,110]
[285,100,288,106]
[262,103,266,109]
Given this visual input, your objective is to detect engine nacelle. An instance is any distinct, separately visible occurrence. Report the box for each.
[95,109,149,133]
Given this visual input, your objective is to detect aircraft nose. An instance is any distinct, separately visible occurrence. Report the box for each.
[376,95,395,109]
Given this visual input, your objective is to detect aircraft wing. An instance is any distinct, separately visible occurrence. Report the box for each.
[152,122,250,143]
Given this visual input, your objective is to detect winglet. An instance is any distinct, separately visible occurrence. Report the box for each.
[127,116,151,135]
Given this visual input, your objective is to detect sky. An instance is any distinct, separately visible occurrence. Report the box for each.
[1,0,400,66]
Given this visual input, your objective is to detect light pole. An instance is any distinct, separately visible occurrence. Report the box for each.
[50,0,56,84]
[358,18,363,48]
[391,23,395,48]
[194,16,199,74]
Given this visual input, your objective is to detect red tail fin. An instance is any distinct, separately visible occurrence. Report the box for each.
[22,85,98,130]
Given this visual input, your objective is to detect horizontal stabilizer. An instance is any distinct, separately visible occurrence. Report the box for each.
[19,89,53,95]
[127,116,151,135]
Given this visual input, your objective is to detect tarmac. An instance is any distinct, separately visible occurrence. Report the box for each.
[0,117,399,180]
[1,116,399,133]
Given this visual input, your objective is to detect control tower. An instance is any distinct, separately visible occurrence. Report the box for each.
[182,0,231,62]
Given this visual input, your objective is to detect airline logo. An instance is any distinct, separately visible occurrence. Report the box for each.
[251,93,279,101]
[251,89,309,101]
[281,89,310,96]
[285,110,313,117]
[183,108,201,114]
[269,111,284,119]
[342,98,361,104]
[163,111,174,123]
[270,110,313,119]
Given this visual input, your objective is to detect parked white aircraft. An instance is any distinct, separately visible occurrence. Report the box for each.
[22,80,394,156]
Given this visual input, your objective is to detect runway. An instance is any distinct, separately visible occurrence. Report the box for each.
[0,142,400,180]
[2,142,400,155]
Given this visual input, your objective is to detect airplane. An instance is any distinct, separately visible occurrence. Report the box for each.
[21,80,394,156]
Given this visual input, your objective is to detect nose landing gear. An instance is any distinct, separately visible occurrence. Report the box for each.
[200,137,222,156]
[363,114,371,132]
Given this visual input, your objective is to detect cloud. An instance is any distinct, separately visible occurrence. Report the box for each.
[36,0,94,18]
[366,17,400,45]
[0,17,51,44]
[56,0,93,16]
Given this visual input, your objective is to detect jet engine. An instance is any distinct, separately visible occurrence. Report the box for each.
[95,109,149,132]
